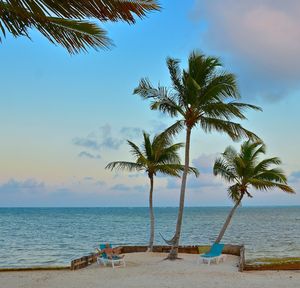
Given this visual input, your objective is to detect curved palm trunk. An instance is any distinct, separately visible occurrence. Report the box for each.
[215,195,243,243]
[148,175,155,252]
[167,126,192,259]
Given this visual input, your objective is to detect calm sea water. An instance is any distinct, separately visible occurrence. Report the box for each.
[0,207,299,268]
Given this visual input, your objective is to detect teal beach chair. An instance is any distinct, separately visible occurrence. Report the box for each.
[198,243,226,265]
[96,244,126,268]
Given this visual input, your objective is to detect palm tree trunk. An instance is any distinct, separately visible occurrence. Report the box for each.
[148,175,155,252]
[215,195,243,243]
[167,126,192,259]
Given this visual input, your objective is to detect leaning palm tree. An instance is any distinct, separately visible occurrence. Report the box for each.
[134,51,261,259]
[0,0,159,53]
[106,130,199,251]
[213,140,294,243]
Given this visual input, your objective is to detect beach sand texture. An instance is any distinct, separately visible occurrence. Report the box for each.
[0,253,299,288]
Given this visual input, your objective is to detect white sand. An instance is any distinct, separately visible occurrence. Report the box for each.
[0,253,299,288]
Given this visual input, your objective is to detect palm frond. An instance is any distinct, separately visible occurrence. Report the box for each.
[248,179,294,193]
[200,73,240,103]
[0,0,160,52]
[133,78,160,99]
[167,57,184,95]
[161,120,185,138]
[156,164,199,177]
[255,168,287,184]
[202,102,261,121]
[213,157,237,182]
[200,117,260,142]
[127,140,145,159]
[188,51,222,88]
[254,157,282,175]
[105,161,144,172]
[227,184,241,202]
[142,131,153,161]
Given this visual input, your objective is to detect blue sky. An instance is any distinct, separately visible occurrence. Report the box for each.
[0,0,299,207]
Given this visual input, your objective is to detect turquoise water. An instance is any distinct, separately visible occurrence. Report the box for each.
[0,207,299,267]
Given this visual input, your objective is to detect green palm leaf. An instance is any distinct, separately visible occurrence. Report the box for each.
[0,0,160,53]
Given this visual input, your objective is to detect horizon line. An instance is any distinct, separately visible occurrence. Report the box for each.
[0,205,299,208]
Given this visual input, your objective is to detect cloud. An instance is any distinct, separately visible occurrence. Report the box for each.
[192,153,218,174]
[192,0,300,100]
[290,171,300,180]
[166,153,225,196]
[120,126,142,139]
[73,138,100,150]
[83,176,94,181]
[166,174,223,190]
[73,124,123,158]
[78,151,101,159]
[110,183,147,193]
[0,179,45,195]
[150,120,168,134]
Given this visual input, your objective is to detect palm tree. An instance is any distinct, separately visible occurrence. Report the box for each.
[105,130,199,251]
[213,140,294,243]
[134,51,261,259]
[0,0,159,53]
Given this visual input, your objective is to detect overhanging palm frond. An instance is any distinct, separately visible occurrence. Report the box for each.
[38,17,111,53]
[0,0,160,52]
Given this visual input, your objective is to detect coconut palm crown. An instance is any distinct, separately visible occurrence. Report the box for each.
[134,50,262,259]
[0,0,160,53]
[213,140,294,243]
[106,130,199,251]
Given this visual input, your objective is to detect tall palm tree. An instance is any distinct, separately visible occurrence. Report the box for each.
[213,140,294,243]
[106,130,199,251]
[134,51,261,259]
[0,0,159,53]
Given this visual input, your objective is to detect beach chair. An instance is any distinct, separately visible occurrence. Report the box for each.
[96,244,126,268]
[198,243,226,265]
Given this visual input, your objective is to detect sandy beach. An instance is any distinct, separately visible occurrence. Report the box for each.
[1,252,299,288]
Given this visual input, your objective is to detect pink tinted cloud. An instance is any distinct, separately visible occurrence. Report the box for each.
[194,1,300,98]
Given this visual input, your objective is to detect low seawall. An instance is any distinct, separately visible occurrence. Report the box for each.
[70,244,245,271]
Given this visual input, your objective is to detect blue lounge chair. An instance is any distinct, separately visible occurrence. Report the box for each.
[96,244,126,268]
[198,243,226,265]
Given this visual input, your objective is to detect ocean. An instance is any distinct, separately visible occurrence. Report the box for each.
[0,207,299,268]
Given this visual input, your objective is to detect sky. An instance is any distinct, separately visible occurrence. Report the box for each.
[0,0,300,207]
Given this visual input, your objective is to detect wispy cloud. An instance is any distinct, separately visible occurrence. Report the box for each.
[73,124,123,159]
[78,151,101,159]
[73,138,101,150]
[120,126,142,139]
[0,179,45,195]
